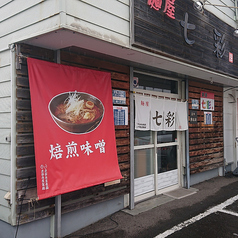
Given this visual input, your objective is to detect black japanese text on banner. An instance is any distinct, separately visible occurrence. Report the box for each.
[135,94,188,131]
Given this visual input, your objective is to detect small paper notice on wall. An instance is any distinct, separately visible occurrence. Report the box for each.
[190,110,197,124]
[204,112,212,125]
[192,99,199,110]
[113,90,126,105]
[113,106,128,125]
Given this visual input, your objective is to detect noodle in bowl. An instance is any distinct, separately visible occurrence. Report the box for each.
[49,92,104,134]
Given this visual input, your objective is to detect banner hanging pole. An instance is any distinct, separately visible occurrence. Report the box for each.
[55,195,61,238]
[55,50,62,238]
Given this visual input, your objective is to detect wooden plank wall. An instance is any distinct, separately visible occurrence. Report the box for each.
[188,80,224,174]
[133,0,238,78]
[16,44,130,224]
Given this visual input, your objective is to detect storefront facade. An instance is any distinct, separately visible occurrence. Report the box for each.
[0,0,238,237]
[131,0,238,200]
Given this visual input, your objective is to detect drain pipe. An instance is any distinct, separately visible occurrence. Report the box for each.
[129,67,135,210]
[10,44,17,226]
[185,77,190,189]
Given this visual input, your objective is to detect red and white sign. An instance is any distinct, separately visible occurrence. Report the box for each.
[27,58,122,200]
[229,52,233,63]
[200,91,214,111]
[147,0,175,19]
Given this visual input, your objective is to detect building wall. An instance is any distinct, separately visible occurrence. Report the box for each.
[204,0,237,28]
[0,0,130,52]
[65,0,130,47]
[223,88,237,171]
[0,48,11,222]
[133,0,238,79]
[0,0,130,225]
[188,80,224,174]
[14,44,130,227]
[0,0,61,51]
[0,6,62,222]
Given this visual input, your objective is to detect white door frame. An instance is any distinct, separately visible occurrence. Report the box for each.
[133,71,184,202]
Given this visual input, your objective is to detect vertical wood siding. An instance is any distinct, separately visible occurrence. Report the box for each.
[188,80,224,174]
[15,44,130,224]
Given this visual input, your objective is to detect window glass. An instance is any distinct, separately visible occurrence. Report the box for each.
[134,148,154,178]
[134,130,154,146]
[157,131,177,143]
[134,72,178,94]
[157,145,177,173]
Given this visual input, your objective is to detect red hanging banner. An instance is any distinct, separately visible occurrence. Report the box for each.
[27,58,122,200]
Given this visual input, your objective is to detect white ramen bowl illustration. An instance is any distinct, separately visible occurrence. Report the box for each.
[49,91,104,134]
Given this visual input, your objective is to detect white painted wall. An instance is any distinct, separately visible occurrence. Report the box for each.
[0,0,130,224]
[0,48,11,222]
[204,0,237,28]
[0,0,130,51]
[223,88,237,171]
[65,0,130,46]
[0,0,61,51]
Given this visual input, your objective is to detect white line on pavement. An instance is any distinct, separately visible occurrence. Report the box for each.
[219,209,238,217]
[154,194,238,238]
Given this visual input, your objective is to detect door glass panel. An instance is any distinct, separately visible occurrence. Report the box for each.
[157,145,177,173]
[134,148,154,178]
[134,130,154,146]
[157,131,177,143]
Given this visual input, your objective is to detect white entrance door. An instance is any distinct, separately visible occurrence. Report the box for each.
[133,71,182,201]
[134,130,179,200]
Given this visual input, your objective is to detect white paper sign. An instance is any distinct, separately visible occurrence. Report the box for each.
[135,94,151,130]
[135,94,188,131]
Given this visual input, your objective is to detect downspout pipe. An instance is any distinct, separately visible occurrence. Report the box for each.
[10,44,17,226]
[129,67,135,210]
[185,77,190,189]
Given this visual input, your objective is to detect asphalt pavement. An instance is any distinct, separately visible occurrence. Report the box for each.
[65,173,238,238]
